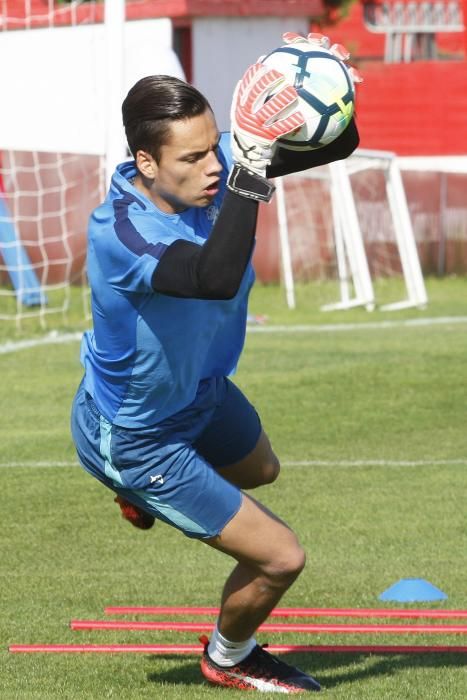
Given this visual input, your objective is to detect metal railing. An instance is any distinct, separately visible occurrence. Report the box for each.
[363,0,464,61]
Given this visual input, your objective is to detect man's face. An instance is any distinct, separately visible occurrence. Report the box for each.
[137,110,223,214]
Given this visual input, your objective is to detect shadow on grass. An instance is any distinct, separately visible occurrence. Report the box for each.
[146,657,203,687]
[146,652,467,690]
[301,651,467,689]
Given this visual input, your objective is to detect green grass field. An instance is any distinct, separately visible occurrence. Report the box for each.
[1,277,467,698]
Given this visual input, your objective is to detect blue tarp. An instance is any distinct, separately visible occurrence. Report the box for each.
[0,196,47,306]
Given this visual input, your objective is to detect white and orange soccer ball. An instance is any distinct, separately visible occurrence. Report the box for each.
[260,33,360,150]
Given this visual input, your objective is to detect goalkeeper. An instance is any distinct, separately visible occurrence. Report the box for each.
[71,34,359,694]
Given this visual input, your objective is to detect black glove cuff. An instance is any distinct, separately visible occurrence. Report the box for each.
[226,164,275,203]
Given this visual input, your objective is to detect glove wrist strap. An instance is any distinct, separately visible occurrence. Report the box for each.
[227,164,275,203]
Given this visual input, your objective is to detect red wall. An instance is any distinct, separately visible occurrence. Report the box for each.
[354,61,467,155]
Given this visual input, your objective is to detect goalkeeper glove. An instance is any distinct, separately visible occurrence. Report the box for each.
[230,62,305,178]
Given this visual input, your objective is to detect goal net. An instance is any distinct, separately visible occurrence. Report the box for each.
[0,1,110,326]
[0,0,184,328]
[271,149,428,311]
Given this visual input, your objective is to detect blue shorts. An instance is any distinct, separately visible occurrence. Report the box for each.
[70,376,261,539]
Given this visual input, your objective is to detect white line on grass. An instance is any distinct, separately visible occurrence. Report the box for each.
[1,317,467,355]
[1,459,466,469]
[0,461,79,468]
[282,459,467,467]
[0,316,467,355]
[247,316,467,334]
[0,331,82,355]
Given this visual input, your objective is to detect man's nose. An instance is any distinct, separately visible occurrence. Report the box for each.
[206,150,222,174]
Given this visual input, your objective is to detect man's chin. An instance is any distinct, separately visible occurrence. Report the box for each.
[193,193,216,208]
[164,192,215,213]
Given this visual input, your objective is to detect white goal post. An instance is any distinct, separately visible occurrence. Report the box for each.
[275,148,428,311]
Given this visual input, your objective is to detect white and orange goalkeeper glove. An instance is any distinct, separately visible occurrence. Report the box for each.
[230,62,306,177]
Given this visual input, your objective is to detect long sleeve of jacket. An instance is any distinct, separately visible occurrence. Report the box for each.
[152,118,359,299]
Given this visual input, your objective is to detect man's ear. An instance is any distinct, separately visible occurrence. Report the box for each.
[135,150,157,180]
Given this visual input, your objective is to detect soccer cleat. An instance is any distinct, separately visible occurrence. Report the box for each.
[114,495,155,530]
[199,635,321,693]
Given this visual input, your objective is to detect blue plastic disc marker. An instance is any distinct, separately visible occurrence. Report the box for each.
[379,578,448,602]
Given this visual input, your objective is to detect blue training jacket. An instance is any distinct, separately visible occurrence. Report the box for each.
[80,133,255,428]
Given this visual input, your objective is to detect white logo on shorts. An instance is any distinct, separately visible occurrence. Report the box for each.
[149,474,164,485]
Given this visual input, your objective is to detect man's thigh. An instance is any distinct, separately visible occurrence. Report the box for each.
[205,492,303,574]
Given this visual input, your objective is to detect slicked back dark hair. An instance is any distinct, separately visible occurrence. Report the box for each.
[122,75,212,162]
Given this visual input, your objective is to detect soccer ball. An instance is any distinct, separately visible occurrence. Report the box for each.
[261,43,355,150]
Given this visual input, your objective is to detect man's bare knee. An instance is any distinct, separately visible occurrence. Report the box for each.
[218,450,280,490]
[261,545,306,587]
[244,454,280,489]
[207,494,305,580]
[261,454,280,485]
